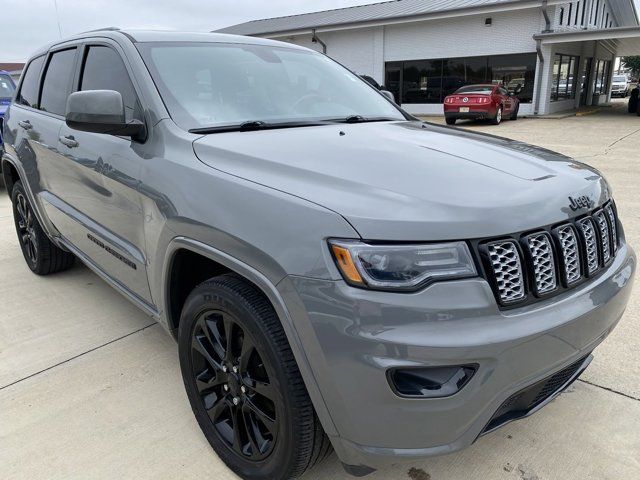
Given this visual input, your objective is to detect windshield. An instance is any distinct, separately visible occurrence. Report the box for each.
[0,74,15,99]
[455,85,494,95]
[612,76,627,83]
[137,42,405,131]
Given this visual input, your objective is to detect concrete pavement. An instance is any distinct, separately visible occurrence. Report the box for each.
[1,100,638,479]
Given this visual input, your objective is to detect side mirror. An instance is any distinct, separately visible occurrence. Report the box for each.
[380,90,396,103]
[65,90,145,140]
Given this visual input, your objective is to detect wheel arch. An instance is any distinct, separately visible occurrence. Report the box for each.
[2,156,21,196]
[161,236,339,437]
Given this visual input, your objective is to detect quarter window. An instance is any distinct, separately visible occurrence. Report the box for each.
[17,55,45,108]
[80,46,141,122]
[40,49,77,116]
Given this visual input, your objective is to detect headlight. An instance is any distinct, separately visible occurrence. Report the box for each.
[329,240,477,291]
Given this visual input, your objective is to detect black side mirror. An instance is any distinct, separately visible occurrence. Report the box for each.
[66,90,146,140]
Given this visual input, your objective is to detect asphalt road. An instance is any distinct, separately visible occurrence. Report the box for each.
[1,100,638,480]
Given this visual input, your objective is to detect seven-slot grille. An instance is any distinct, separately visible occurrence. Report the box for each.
[482,202,620,306]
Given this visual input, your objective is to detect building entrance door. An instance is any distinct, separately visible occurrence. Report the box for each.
[580,58,593,106]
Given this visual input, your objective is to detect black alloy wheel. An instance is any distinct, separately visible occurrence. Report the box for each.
[11,181,75,275]
[15,191,38,265]
[179,274,332,480]
[190,309,278,461]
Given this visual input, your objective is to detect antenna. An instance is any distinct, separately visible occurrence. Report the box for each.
[53,0,63,38]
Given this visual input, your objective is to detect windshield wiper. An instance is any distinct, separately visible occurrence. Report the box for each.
[189,120,332,134]
[331,115,400,124]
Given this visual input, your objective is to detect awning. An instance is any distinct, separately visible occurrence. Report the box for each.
[534,26,640,56]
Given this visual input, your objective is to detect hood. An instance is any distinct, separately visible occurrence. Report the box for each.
[193,121,610,241]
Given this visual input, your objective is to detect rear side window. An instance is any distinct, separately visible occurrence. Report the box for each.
[17,56,45,108]
[40,49,77,115]
[80,46,141,122]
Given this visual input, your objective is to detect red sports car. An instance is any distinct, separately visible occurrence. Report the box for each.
[443,84,519,126]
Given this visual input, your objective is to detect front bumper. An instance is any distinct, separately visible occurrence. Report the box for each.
[277,242,635,469]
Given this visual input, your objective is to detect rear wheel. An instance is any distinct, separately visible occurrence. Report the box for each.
[491,107,503,125]
[11,181,75,275]
[178,274,332,480]
[445,117,456,125]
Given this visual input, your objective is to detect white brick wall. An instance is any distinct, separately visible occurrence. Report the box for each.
[282,28,381,80]
[383,10,544,61]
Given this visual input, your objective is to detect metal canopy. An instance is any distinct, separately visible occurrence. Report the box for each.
[534,27,640,56]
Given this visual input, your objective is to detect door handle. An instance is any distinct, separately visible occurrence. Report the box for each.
[18,120,33,130]
[59,135,78,148]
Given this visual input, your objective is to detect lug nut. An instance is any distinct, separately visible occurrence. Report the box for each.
[222,365,228,373]
[232,366,239,374]
[232,397,240,406]
[240,386,246,394]
[223,384,229,392]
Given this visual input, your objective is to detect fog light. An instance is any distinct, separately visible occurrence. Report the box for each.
[388,365,477,398]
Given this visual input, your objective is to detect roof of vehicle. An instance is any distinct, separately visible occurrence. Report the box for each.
[26,29,307,59]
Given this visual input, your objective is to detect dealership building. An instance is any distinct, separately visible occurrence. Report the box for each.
[219,0,640,116]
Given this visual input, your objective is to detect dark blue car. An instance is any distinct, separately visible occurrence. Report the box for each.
[0,70,17,153]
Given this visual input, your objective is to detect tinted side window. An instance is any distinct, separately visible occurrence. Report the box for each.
[40,49,77,115]
[17,56,45,108]
[81,46,140,122]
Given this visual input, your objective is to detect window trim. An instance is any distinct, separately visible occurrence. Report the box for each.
[74,40,148,142]
[38,46,80,119]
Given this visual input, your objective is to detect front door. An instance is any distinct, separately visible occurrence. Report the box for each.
[46,42,153,305]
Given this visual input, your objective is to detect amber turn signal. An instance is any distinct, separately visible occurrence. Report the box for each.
[330,244,364,285]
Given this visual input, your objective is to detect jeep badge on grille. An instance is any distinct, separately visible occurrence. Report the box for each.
[569,195,595,211]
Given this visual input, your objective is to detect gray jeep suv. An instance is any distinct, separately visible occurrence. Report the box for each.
[1,30,636,479]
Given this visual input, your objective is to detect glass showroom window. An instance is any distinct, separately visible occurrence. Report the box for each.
[593,59,611,95]
[551,54,579,102]
[387,53,536,104]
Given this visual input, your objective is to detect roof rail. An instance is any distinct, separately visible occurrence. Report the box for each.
[80,27,121,34]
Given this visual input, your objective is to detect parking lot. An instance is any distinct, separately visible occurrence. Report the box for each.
[1,99,639,480]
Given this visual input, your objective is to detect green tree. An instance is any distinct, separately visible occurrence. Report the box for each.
[621,56,640,76]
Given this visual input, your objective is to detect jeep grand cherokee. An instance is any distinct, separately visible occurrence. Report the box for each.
[1,30,635,479]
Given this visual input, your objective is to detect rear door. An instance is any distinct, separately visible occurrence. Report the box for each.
[7,49,78,222]
[51,40,153,304]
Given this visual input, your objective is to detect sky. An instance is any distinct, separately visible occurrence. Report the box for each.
[1,0,390,62]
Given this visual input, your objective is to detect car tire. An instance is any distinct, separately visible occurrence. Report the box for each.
[178,274,332,480]
[628,89,639,113]
[445,117,456,125]
[510,104,519,120]
[491,107,503,125]
[11,181,75,275]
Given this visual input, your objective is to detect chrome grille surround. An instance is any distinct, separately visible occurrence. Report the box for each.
[486,241,525,303]
[525,233,557,294]
[578,217,600,275]
[604,204,618,254]
[555,225,582,285]
[593,210,611,264]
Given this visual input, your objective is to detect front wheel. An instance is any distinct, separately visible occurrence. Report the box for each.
[11,181,75,275]
[178,274,332,480]
[491,107,503,125]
